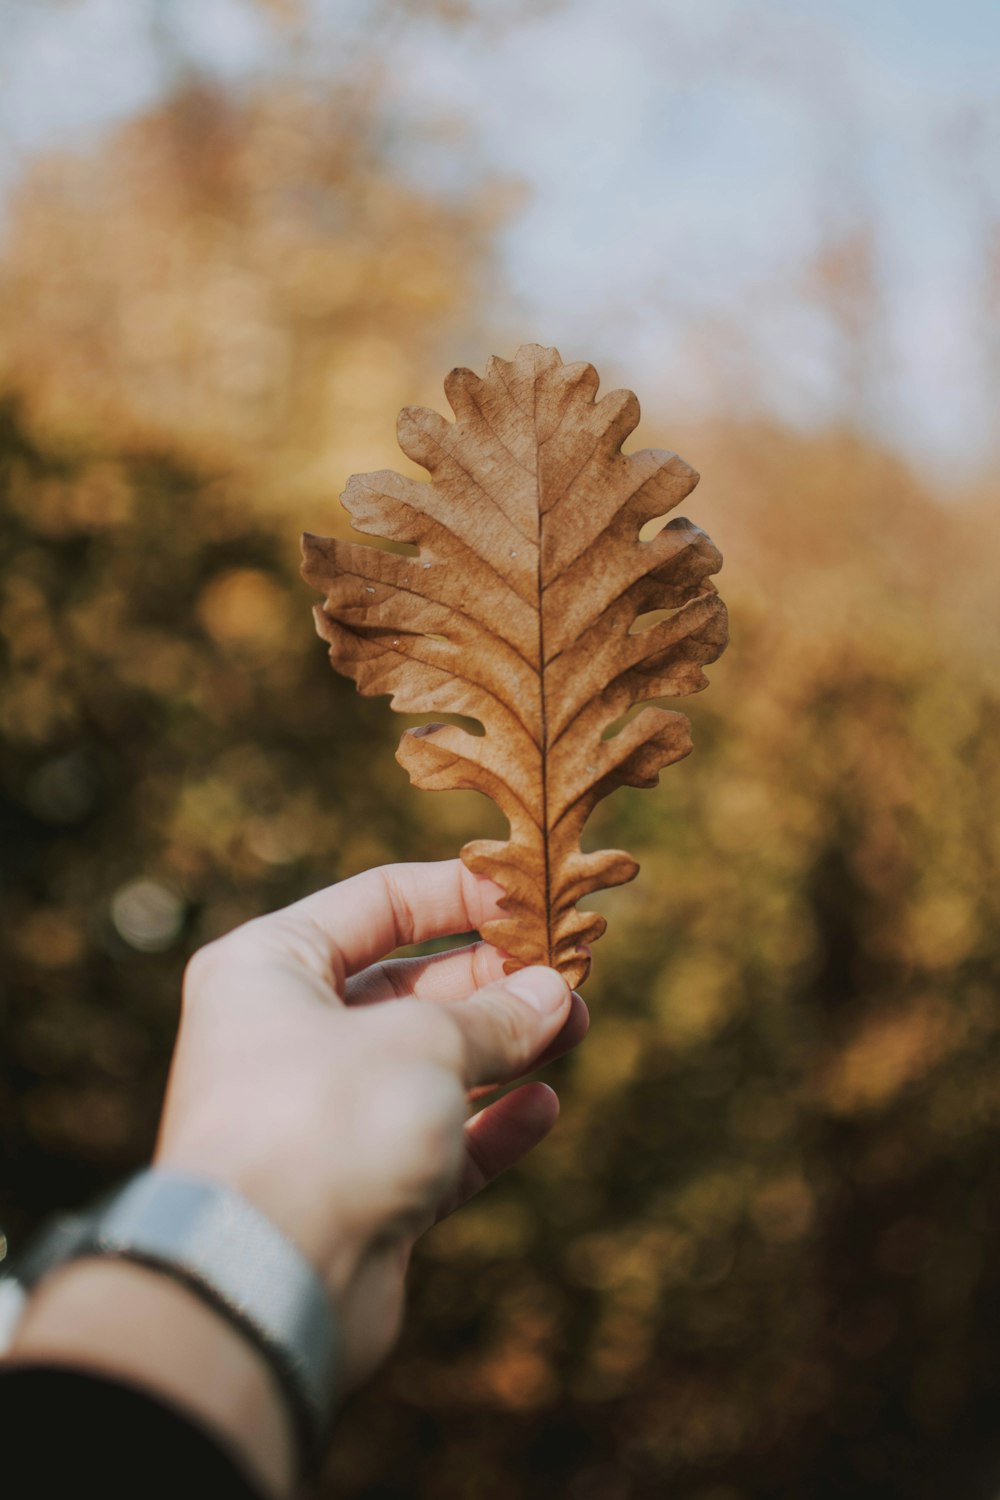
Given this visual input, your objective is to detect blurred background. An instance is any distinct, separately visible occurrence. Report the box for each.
[1,2,998,1496]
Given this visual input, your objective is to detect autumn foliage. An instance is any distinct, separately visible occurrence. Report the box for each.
[1,73,999,1500]
[304,345,727,986]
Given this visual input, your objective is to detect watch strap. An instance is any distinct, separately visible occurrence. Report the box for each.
[4,1170,338,1472]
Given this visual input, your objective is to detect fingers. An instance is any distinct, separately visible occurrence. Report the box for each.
[443,966,572,1088]
[345,941,507,1006]
[436,1083,560,1220]
[284,860,507,982]
[345,948,590,1075]
[468,988,590,1098]
[351,949,587,1106]
[346,949,588,1087]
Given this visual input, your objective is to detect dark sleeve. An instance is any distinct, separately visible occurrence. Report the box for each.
[0,1365,270,1500]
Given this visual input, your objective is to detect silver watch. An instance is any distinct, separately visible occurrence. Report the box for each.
[0,1169,339,1471]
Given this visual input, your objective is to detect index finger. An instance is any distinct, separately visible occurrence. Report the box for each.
[285,859,507,981]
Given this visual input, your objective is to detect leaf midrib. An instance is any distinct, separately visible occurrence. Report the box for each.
[533,369,553,968]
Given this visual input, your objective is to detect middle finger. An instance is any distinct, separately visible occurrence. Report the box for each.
[345,941,507,1006]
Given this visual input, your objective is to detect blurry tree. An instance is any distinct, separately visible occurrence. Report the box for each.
[2,18,1000,1500]
[0,74,502,508]
[0,28,506,1220]
[4,378,999,1499]
[0,395,439,1225]
[319,424,1000,1500]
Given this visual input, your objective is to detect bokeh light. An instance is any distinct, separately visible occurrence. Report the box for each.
[110,879,186,953]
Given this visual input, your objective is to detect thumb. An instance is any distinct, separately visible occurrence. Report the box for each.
[445,966,572,1089]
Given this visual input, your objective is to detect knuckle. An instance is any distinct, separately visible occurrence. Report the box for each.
[471,940,503,990]
[256,912,334,977]
[376,865,418,949]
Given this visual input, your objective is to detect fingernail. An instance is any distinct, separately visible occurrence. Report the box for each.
[506,966,569,1015]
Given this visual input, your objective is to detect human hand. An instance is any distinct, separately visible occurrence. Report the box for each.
[154,858,588,1393]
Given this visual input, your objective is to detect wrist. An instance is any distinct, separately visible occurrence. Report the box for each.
[3,1168,342,1479]
[8,1258,296,1498]
[152,1138,366,1304]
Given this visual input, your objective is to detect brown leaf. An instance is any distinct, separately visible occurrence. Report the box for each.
[302,345,727,986]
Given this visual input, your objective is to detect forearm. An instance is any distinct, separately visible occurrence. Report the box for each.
[7,1259,296,1498]
[0,860,577,1498]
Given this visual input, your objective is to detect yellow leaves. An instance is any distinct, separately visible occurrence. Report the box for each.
[905,893,977,972]
[672,1170,748,1240]
[0,58,997,1479]
[0,82,495,507]
[0,674,75,745]
[749,1175,816,1245]
[7,464,133,535]
[729,1082,796,1145]
[653,952,744,1049]
[197,567,288,653]
[10,909,86,970]
[817,1000,957,1116]
[573,1017,647,1094]
[474,1342,558,1412]
[565,1224,697,1295]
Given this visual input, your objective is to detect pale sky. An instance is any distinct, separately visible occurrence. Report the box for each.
[1,0,997,472]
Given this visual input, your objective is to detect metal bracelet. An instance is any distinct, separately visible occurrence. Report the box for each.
[2,1169,339,1473]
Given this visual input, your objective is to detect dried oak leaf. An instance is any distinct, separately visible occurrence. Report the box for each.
[302,344,727,987]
